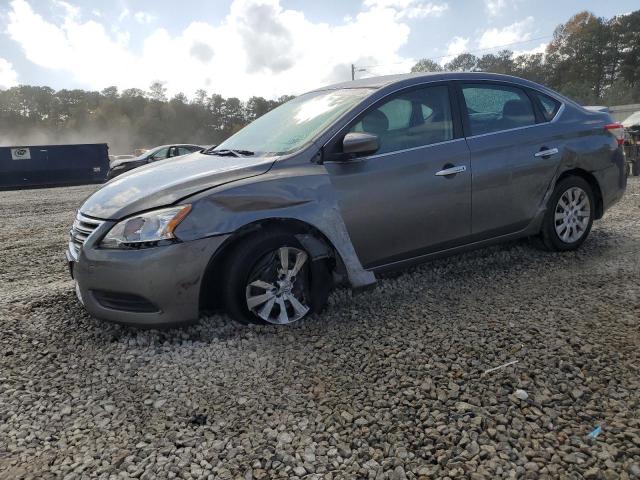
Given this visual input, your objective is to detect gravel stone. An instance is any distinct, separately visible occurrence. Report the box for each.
[513,389,529,400]
[1,179,639,479]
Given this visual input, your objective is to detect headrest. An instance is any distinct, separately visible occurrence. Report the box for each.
[362,110,389,135]
[503,99,532,118]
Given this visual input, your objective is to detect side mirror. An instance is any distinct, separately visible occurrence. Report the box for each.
[342,132,379,156]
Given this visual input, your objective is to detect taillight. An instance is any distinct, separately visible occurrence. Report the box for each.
[604,123,625,146]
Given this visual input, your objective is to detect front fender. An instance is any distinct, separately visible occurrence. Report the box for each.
[175,162,376,289]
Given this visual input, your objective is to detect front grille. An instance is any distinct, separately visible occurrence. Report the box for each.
[91,290,160,313]
[69,212,104,258]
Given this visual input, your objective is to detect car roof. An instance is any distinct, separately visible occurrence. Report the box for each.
[153,144,201,149]
[309,71,578,108]
[313,71,548,92]
[622,111,640,127]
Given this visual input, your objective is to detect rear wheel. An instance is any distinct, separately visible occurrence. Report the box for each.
[536,176,595,251]
[222,231,331,325]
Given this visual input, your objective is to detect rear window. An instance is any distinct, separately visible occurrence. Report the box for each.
[535,92,561,121]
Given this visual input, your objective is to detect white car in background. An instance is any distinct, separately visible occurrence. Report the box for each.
[107,144,203,179]
[108,154,136,167]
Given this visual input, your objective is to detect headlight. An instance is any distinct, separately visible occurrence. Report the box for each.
[100,205,191,248]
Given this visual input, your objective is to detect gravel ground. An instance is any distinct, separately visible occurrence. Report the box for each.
[1,180,639,480]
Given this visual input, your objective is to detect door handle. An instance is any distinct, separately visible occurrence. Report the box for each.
[534,147,559,158]
[435,165,466,176]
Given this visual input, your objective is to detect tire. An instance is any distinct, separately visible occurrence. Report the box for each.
[632,160,640,177]
[535,176,595,252]
[221,230,331,325]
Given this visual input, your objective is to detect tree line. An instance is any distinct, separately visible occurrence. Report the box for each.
[0,81,294,153]
[412,10,640,106]
[0,9,638,153]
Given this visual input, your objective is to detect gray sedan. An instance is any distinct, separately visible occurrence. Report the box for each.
[67,72,627,327]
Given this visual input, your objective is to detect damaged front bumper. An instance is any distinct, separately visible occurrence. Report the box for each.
[66,234,230,327]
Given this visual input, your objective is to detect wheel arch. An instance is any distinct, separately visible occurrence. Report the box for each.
[198,217,345,312]
[556,168,604,219]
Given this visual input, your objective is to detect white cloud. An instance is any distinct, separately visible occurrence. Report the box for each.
[478,17,533,49]
[52,0,79,19]
[485,0,506,17]
[363,0,449,19]
[118,8,130,22]
[133,11,156,24]
[0,58,19,89]
[6,0,428,99]
[440,36,469,65]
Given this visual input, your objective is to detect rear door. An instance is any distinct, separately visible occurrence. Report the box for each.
[324,83,471,268]
[458,82,563,237]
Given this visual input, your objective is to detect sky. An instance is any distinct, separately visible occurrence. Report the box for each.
[0,0,637,99]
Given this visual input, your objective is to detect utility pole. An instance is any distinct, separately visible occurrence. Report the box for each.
[351,64,367,81]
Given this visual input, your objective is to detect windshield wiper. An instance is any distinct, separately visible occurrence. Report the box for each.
[202,148,255,157]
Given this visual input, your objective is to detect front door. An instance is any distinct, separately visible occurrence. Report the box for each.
[324,84,471,269]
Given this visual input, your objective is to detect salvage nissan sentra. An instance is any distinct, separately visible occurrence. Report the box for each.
[67,72,626,327]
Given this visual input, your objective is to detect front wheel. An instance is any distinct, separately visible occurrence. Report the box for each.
[221,231,331,325]
[535,176,595,251]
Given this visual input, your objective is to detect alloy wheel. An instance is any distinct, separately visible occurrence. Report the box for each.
[245,246,310,324]
[554,186,591,243]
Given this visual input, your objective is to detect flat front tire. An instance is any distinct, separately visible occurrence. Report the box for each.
[221,230,330,325]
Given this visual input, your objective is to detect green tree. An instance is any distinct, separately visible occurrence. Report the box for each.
[512,53,549,84]
[612,11,640,90]
[101,86,118,98]
[245,96,271,122]
[121,88,146,98]
[476,50,515,75]
[411,59,443,73]
[444,53,478,72]
[546,11,612,98]
[221,97,245,135]
[148,81,167,102]
[193,89,208,106]
[171,92,188,104]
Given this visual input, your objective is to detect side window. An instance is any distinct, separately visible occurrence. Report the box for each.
[535,92,561,122]
[350,85,453,155]
[379,99,412,130]
[150,147,169,161]
[462,84,536,136]
[178,147,195,156]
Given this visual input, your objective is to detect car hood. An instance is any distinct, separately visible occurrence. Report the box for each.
[110,158,146,169]
[82,152,276,219]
